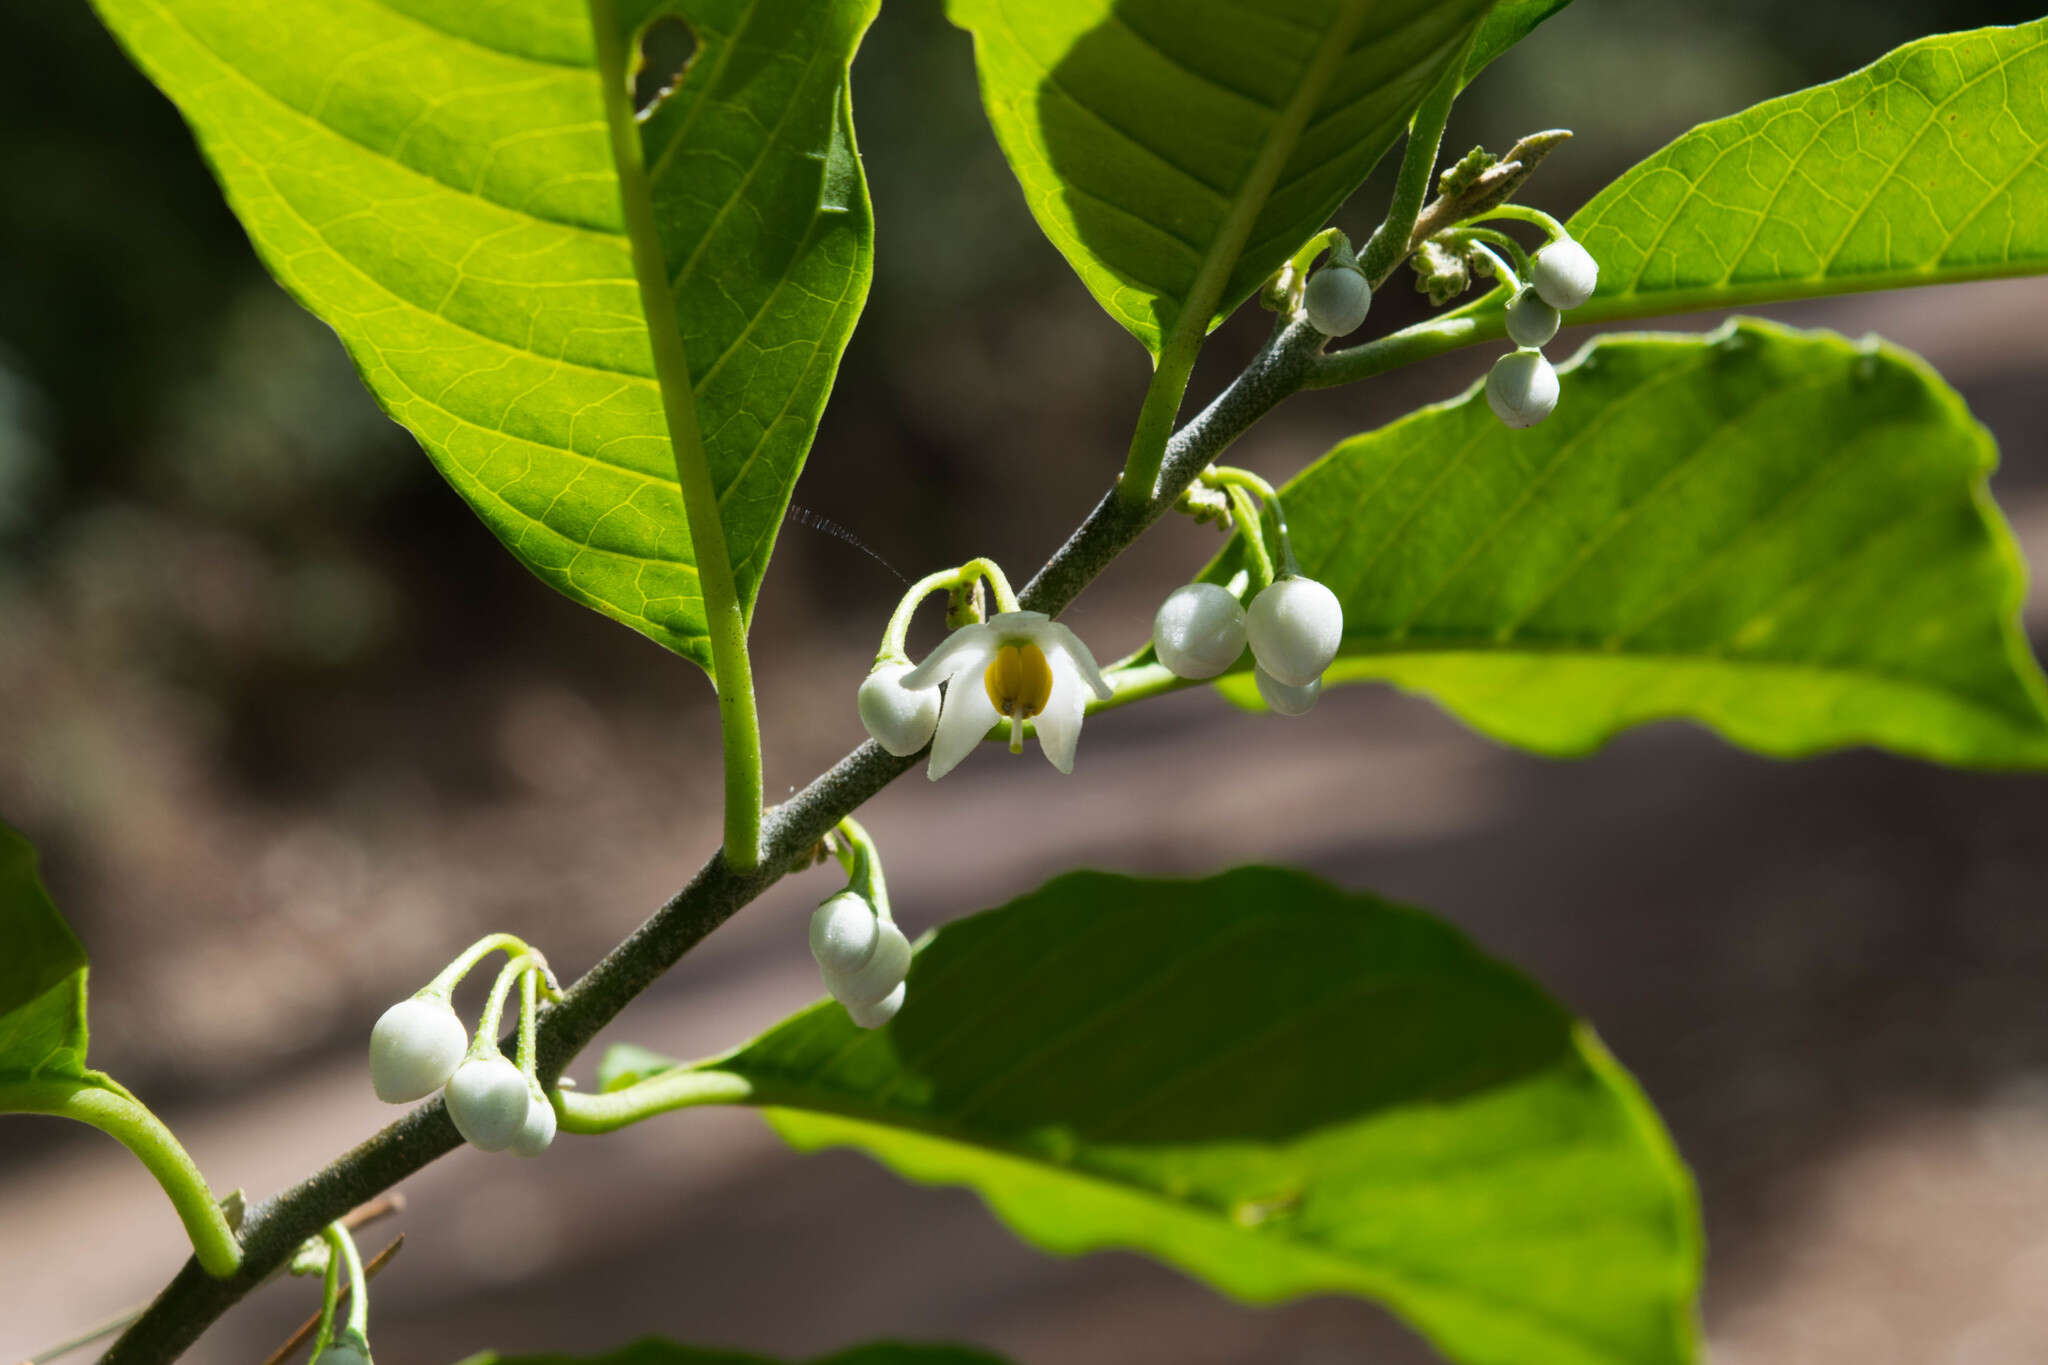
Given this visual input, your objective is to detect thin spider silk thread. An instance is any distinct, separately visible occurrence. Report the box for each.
[785,504,907,584]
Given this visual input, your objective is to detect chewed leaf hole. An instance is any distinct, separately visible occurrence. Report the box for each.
[632,14,698,121]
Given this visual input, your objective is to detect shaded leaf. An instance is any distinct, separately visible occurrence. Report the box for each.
[0,819,89,1081]
[1220,320,2048,767]
[1571,20,2048,323]
[90,0,877,670]
[1462,1,1574,84]
[620,868,1701,1365]
[946,0,1497,353]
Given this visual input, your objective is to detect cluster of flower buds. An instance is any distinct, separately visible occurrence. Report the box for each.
[810,890,912,1027]
[1152,573,1343,717]
[367,939,559,1156]
[1487,236,1597,430]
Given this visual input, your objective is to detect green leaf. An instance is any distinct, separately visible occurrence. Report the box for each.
[618,868,1701,1365]
[945,0,1499,355]
[459,1341,1012,1365]
[0,819,89,1081]
[90,0,878,671]
[1570,20,2048,323]
[1462,1,1574,84]
[1222,320,2048,767]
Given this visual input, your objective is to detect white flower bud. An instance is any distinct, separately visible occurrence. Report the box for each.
[509,1088,557,1158]
[1303,264,1371,337]
[368,996,468,1104]
[445,1055,530,1152]
[1152,582,1247,680]
[1255,667,1321,717]
[1504,289,1560,348]
[810,891,881,976]
[1245,576,1343,688]
[314,1336,372,1365]
[858,662,941,757]
[1486,349,1560,429]
[823,920,911,1007]
[845,980,906,1030]
[1530,238,1598,310]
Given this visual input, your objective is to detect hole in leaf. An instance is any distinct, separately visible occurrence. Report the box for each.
[632,15,699,121]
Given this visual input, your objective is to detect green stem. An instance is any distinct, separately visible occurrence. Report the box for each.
[307,1232,342,1361]
[1448,227,1532,283]
[878,558,1018,661]
[1224,485,1275,590]
[7,1078,240,1278]
[830,816,892,923]
[470,954,543,1060]
[1204,466,1298,575]
[423,932,531,998]
[1464,240,1522,295]
[589,0,763,872]
[516,968,540,1083]
[555,1069,757,1134]
[1308,312,1504,389]
[1479,202,1568,240]
[1360,48,1463,286]
[332,1226,368,1338]
[1117,336,1202,508]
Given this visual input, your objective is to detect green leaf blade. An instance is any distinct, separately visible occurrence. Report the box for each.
[0,820,89,1081]
[652,868,1700,1365]
[1571,20,2048,323]
[948,0,1498,354]
[91,0,876,669]
[1223,320,2048,768]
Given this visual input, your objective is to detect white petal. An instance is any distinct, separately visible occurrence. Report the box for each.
[927,672,1000,780]
[1028,620,1114,700]
[1034,652,1089,774]
[901,624,996,692]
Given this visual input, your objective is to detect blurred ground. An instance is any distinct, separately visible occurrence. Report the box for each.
[6,1,2048,1362]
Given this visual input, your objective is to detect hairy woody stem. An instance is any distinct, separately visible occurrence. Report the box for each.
[100,319,1333,1364]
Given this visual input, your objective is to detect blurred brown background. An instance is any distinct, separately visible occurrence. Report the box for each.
[6,1,2048,1361]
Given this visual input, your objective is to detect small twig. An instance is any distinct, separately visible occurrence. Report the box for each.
[1400,129,1573,276]
[258,1236,403,1365]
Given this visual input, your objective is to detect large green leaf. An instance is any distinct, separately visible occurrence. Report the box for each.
[460,1342,1011,1365]
[91,0,877,670]
[1220,320,2048,767]
[1462,1,1574,84]
[1571,20,2048,323]
[0,819,89,1081]
[946,0,1498,354]
[602,869,1701,1365]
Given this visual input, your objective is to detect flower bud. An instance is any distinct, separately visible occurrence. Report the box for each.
[368,996,468,1103]
[1530,238,1598,310]
[846,980,906,1030]
[1504,289,1560,348]
[1303,264,1371,337]
[810,891,880,977]
[1486,350,1560,429]
[1152,582,1247,680]
[314,1333,372,1365]
[822,920,912,1007]
[1255,667,1321,717]
[445,1055,530,1152]
[1245,576,1343,688]
[858,662,941,757]
[509,1088,557,1158]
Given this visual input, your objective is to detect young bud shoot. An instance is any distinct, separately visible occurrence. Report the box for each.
[1153,583,1248,680]
[1245,577,1344,688]
[1255,667,1322,717]
[857,662,942,757]
[445,1055,531,1152]
[1530,238,1599,310]
[823,919,912,1007]
[367,996,468,1104]
[1303,264,1372,336]
[1487,350,1561,429]
[1505,289,1561,348]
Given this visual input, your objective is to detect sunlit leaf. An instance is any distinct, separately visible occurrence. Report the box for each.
[946,0,1498,354]
[90,0,878,670]
[0,818,89,1081]
[611,868,1701,1365]
[1570,20,2048,323]
[1220,320,2048,768]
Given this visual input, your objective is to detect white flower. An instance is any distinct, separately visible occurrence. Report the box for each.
[822,919,911,1007]
[1303,264,1372,336]
[902,611,1113,779]
[1245,577,1343,687]
[1505,289,1560,348]
[810,891,880,976]
[444,1055,530,1152]
[1487,350,1560,429]
[1153,583,1247,680]
[509,1087,557,1158]
[1530,238,1598,310]
[1255,666,1321,717]
[368,996,468,1104]
[857,662,941,756]
[846,981,906,1030]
